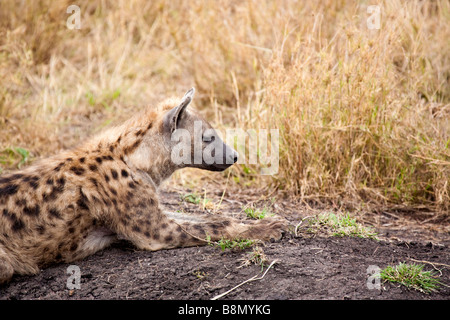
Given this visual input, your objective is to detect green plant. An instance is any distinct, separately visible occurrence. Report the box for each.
[180,191,214,210]
[380,262,442,293]
[239,246,268,271]
[306,212,378,239]
[0,147,31,169]
[243,205,272,220]
[181,193,202,205]
[209,237,255,252]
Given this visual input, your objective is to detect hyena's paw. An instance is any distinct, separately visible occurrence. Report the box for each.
[243,217,288,242]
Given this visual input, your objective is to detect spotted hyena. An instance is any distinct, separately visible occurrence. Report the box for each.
[0,88,286,284]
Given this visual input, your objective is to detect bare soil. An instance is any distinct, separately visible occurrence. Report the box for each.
[0,188,449,300]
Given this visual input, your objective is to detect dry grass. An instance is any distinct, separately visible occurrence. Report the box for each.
[0,1,448,212]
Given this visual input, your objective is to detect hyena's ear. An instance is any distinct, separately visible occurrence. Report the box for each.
[164,88,195,133]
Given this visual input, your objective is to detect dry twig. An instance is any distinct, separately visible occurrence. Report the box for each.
[211,259,279,300]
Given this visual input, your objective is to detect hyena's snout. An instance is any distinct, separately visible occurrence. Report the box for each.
[226,145,239,164]
[209,142,238,171]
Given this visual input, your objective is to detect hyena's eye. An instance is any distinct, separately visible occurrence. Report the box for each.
[202,134,215,143]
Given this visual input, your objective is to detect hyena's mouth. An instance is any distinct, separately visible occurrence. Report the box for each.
[198,150,239,172]
[212,149,239,171]
[208,162,235,171]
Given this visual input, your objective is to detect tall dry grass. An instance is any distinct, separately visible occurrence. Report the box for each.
[0,0,448,211]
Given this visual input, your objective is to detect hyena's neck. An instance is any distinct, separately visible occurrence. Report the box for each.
[82,116,175,188]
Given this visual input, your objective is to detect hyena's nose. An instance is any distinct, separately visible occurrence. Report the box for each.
[233,151,239,163]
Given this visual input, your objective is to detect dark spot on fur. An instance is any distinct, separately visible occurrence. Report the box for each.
[68,227,75,234]
[49,208,62,220]
[109,145,114,152]
[147,122,153,130]
[222,220,231,226]
[79,157,85,163]
[2,209,12,220]
[29,180,39,190]
[95,157,103,164]
[128,181,136,189]
[0,174,23,185]
[126,191,133,201]
[144,231,151,238]
[66,158,73,162]
[46,178,54,185]
[44,182,64,202]
[124,139,142,155]
[161,223,168,229]
[102,155,114,161]
[138,200,146,208]
[77,190,89,211]
[104,174,110,183]
[15,198,27,206]
[57,177,66,186]
[77,199,89,211]
[23,205,40,217]
[209,223,220,230]
[109,187,117,196]
[193,225,205,234]
[132,225,141,233]
[135,129,143,137]
[70,243,78,252]
[164,234,173,242]
[121,169,129,178]
[23,176,39,189]
[111,169,118,180]
[70,166,85,176]
[4,210,25,232]
[89,178,98,187]
[12,218,25,232]
[54,163,64,172]
[36,225,46,235]
[0,184,19,196]
[89,164,98,171]
[152,232,160,240]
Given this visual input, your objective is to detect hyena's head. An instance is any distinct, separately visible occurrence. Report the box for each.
[161,88,239,172]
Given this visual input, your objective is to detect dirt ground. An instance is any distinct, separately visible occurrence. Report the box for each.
[0,188,449,300]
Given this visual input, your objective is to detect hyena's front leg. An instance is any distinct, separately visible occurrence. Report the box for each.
[163,211,287,245]
[113,208,286,251]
